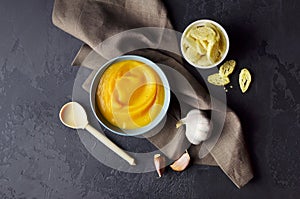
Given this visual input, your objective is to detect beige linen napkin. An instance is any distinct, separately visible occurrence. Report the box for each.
[52,0,253,188]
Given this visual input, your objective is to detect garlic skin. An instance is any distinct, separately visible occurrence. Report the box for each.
[170,150,190,171]
[176,109,212,145]
[154,154,165,177]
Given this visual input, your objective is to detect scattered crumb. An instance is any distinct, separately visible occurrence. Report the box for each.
[230,85,233,88]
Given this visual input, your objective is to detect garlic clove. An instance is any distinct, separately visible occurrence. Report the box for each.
[154,154,165,177]
[170,150,190,171]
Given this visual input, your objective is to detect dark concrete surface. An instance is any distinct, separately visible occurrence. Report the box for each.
[0,0,299,198]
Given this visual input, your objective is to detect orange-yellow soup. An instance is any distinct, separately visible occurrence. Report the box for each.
[96,60,164,129]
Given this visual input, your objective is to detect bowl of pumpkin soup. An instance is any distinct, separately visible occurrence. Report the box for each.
[90,55,170,136]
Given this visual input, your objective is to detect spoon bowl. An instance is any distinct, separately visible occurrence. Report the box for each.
[59,102,88,129]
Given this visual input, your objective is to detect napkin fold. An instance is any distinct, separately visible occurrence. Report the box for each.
[52,0,253,188]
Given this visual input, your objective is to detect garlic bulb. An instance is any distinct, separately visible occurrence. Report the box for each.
[176,109,212,145]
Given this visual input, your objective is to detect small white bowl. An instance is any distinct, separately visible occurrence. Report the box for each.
[90,55,170,136]
[180,19,230,69]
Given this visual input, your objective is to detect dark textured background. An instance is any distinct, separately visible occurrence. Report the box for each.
[0,0,299,198]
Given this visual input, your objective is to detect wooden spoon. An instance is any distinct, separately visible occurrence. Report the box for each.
[59,101,136,166]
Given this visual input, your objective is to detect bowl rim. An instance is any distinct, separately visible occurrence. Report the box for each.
[89,55,171,136]
[180,19,230,69]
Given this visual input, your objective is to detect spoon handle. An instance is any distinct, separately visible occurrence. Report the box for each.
[85,124,136,166]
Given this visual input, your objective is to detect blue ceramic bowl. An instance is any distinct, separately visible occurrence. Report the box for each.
[90,55,170,136]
